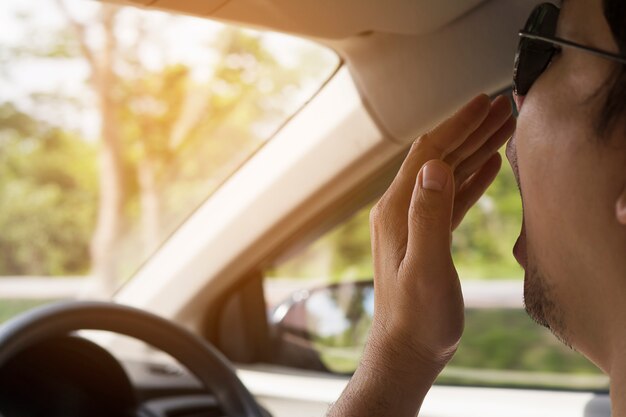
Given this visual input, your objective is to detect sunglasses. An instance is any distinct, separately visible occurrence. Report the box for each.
[513,2,626,96]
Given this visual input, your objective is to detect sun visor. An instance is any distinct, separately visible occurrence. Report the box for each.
[209,0,486,39]
[105,0,487,39]
[102,0,227,14]
[148,0,228,15]
[329,0,540,144]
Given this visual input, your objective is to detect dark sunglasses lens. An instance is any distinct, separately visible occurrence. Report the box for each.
[513,3,560,95]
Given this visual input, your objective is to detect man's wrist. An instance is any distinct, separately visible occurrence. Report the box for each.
[328,319,453,417]
[359,329,446,391]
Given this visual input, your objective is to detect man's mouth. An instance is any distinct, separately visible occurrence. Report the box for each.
[514,94,525,113]
[513,222,527,269]
[506,102,525,270]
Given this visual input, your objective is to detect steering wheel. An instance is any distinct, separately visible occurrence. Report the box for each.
[0,301,267,417]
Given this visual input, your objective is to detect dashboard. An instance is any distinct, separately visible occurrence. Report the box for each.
[0,335,227,417]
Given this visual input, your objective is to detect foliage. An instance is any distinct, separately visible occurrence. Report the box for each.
[109,27,334,283]
[452,148,524,279]
[451,309,599,374]
[0,299,56,324]
[308,308,604,390]
[0,2,336,285]
[268,147,525,282]
[0,104,97,275]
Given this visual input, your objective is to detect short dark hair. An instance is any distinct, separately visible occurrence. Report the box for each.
[598,0,626,136]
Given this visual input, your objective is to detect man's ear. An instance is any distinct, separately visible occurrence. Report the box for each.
[617,187,626,225]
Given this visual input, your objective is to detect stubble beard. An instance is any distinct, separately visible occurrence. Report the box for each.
[523,261,573,349]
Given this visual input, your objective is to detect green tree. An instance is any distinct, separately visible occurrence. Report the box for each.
[452,148,523,279]
[269,149,525,282]
[3,0,335,293]
[0,103,97,275]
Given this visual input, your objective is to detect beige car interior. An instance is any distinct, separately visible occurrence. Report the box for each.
[92,2,614,416]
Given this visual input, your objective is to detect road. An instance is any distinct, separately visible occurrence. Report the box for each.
[263,278,524,309]
[0,276,525,309]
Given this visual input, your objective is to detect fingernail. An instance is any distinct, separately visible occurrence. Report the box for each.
[422,162,448,191]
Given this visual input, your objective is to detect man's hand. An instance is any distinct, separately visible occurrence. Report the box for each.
[328,94,515,417]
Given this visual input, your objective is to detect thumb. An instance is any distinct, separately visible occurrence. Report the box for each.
[404,159,455,271]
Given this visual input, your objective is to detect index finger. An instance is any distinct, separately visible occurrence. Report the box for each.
[385,94,491,209]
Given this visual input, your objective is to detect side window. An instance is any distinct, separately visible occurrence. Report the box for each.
[263,147,608,390]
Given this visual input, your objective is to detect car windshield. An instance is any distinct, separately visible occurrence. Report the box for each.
[0,0,339,313]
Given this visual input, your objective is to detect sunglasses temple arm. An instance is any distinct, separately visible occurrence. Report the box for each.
[519,31,626,66]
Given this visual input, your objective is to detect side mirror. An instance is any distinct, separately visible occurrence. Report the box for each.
[269,280,374,374]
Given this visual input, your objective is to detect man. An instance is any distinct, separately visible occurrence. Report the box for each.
[328,0,626,415]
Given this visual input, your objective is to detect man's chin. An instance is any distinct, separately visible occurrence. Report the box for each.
[523,265,572,349]
[523,270,550,329]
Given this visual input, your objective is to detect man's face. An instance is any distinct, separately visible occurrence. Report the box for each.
[505,0,626,369]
